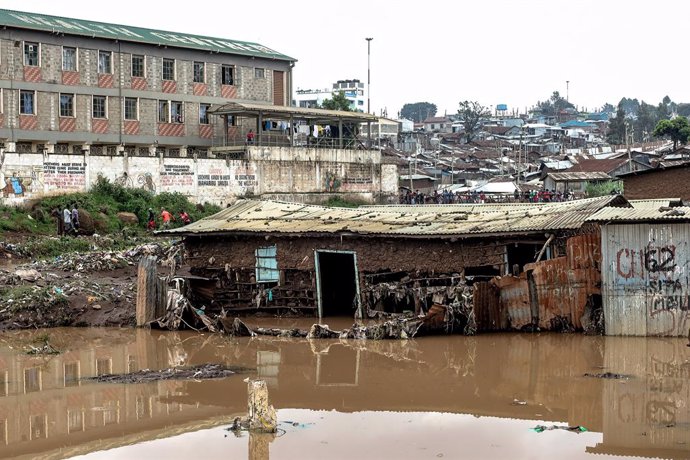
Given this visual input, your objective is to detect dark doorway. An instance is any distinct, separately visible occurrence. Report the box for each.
[507,243,543,274]
[316,251,359,317]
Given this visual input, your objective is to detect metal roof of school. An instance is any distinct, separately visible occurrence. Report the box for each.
[162,195,629,239]
[208,101,377,123]
[0,9,294,61]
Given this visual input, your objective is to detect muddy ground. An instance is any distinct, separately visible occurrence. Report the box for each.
[0,235,174,331]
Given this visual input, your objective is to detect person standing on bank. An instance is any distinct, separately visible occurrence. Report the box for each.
[160,207,173,229]
[63,206,73,235]
[71,204,80,233]
[147,208,156,231]
[246,129,255,144]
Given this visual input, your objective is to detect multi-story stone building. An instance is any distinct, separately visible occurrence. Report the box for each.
[0,10,398,206]
[0,9,294,157]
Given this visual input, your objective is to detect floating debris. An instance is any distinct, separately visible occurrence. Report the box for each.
[85,363,247,384]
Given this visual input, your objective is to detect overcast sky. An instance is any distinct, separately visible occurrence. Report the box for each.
[2,0,685,118]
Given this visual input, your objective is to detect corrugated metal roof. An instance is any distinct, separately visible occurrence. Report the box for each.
[587,204,690,222]
[163,195,628,238]
[0,9,294,61]
[208,101,377,123]
[546,171,611,181]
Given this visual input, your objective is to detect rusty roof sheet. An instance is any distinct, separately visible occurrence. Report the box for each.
[162,195,628,238]
[546,171,611,181]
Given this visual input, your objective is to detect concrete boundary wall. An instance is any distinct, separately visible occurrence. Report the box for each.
[0,147,398,207]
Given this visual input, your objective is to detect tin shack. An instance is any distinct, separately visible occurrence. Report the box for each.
[162,195,639,333]
[587,199,690,336]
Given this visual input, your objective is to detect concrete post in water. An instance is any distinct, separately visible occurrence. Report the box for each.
[246,378,277,433]
[136,256,158,327]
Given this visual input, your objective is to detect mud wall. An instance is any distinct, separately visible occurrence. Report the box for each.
[183,234,507,314]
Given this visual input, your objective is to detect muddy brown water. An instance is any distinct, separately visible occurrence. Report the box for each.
[0,325,688,460]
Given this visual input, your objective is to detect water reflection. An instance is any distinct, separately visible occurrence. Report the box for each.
[0,329,687,459]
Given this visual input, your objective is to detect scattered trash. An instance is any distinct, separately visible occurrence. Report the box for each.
[531,425,588,433]
[92,304,102,310]
[14,268,42,282]
[512,399,527,406]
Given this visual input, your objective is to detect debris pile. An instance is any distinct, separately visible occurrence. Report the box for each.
[86,363,244,384]
[0,241,30,259]
[32,242,169,273]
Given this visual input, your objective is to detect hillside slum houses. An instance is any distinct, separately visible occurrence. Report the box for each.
[387,112,683,202]
[161,195,690,337]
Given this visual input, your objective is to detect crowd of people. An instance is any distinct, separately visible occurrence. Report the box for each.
[399,188,581,205]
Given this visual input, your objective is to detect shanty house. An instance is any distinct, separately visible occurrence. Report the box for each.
[164,196,637,334]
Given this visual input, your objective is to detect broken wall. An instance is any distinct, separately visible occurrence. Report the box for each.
[478,232,601,332]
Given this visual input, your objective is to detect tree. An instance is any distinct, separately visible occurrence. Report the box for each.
[607,103,627,144]
[320,91,352,111]
[400,102,437,123]
[652,117,690,150]
[634,101,658,142]
[536,91,575,117]
[458,100,490,143]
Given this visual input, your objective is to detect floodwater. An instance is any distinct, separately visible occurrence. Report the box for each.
[0,326,688,460]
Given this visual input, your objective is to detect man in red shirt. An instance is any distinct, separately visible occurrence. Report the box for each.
[161,207,173,229]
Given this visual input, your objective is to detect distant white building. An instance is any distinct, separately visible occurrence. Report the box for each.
[293,79,367,111]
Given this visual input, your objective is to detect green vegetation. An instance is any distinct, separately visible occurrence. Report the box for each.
[320,91,353,111]
[0,176,221,238]
[323,196,366,208]
[653,117,690,151]
[586,181,623,197]
[400,102,437,123]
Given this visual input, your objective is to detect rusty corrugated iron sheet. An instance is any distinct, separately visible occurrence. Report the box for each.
[490,275,532,330]
[484,233,601,331]
[473,282,504,331]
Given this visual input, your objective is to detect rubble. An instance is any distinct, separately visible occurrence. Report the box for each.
[85,363,246,384]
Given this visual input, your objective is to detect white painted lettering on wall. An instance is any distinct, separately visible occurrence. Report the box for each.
[160,164,194,187]
[197,166,232,187]
[43,162,85,188]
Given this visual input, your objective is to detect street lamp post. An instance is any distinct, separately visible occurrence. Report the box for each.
[366,37,373,148]
[366,37,373,114]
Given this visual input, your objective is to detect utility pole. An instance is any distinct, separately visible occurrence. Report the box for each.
[366,37,373,149]
[566,80,570,103]
[366,38,373,114]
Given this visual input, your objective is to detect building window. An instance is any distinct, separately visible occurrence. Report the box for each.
[98,51,112,74]
[96,358,112,376]
[59,93,75,117]
[255,246,279,282]
[171,101,183,123]
[124,97,138,120]
[158,100,169,123]
[199,103,210,124]
[221,65,234,85]
[20,90,35,115]
[162,58,175,80]
[62,47,77,71]
[254,68,265,79]
[131,54,145,78]
[93,95,107,119]
[193,61,205,83]
[24,42,39,66]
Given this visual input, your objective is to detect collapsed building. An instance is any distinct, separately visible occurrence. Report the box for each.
[158,195,686,337]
